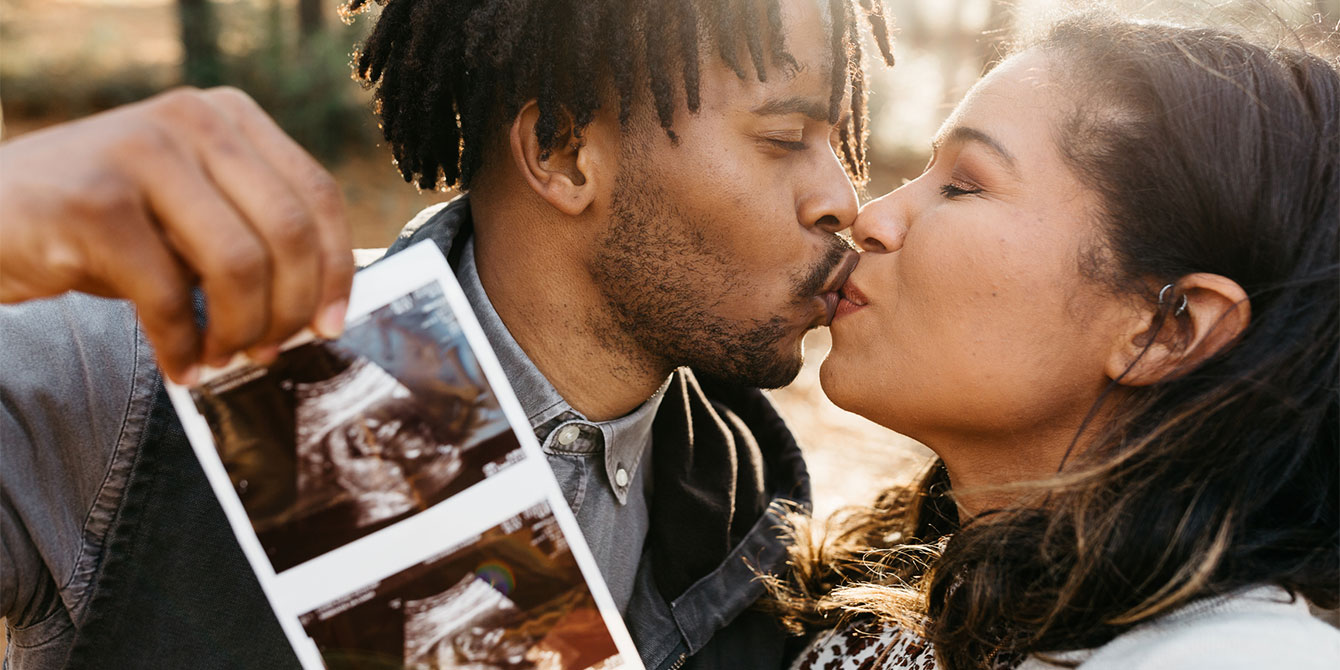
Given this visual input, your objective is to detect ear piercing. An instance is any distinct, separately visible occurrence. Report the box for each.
[1158,283,1188,317]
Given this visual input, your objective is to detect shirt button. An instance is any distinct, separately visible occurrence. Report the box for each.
[614,467,630,488]
[556,424,581,446]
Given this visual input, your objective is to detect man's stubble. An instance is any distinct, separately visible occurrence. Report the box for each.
[589,163,848,389]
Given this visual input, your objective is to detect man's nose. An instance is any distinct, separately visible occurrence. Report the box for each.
[851,190,909,253]
[798,152,859,235]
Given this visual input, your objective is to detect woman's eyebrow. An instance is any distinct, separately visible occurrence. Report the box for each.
[931,126,1020,176]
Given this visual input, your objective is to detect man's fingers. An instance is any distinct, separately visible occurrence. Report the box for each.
[204,87,353,338]
[0,87,350,378]
[81,214,201,383]
[123,123,274,367]
[159,90,324,350]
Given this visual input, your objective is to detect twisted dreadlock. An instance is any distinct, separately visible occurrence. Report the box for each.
[343,0,894,190]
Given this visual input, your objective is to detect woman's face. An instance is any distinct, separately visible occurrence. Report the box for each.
[823,52,1131,452]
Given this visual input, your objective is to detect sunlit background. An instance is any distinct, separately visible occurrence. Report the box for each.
[0,0,1336,653]
[3,0,1335,243]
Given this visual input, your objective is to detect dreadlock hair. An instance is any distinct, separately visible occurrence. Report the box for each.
[342,0,894,191]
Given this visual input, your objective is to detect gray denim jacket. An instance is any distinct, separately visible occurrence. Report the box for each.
[1,197,811,670]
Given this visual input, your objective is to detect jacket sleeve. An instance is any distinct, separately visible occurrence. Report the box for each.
[0,293,155,630]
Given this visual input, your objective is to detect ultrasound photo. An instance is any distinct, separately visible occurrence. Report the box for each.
[190,281,524,572]
[300,503,623,670]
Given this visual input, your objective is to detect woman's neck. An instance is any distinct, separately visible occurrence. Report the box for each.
[927,423,1089,519]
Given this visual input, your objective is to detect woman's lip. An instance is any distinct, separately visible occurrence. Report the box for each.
[840,280,869,306]
[834,296,864,320]
[833,279,868,321]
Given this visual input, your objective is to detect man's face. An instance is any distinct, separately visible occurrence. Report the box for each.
[590,0,859,388]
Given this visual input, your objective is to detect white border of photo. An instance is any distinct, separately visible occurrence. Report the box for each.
[167,240,643,669]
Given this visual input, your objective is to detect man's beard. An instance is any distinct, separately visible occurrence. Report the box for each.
[589,168,850,389]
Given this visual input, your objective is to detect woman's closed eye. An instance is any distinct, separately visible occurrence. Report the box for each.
[940,181,983,198]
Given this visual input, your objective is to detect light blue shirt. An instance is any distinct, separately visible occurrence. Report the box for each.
[456,237,667,613]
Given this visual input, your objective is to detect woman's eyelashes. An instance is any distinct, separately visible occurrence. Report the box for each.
[940,181,983,198]
[926,146,991,198]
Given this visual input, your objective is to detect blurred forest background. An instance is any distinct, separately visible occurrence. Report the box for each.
[0,0,1337,654]
[2,0,1336,246]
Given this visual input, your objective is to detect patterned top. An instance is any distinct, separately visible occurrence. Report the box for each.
[790,622,938,670]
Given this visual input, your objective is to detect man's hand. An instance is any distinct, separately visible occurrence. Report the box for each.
[0,87,354,385]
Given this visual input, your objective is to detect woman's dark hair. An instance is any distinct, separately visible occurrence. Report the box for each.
[767,14,1339,669]
[342,0,895,190]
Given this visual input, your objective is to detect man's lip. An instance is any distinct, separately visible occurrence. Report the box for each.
[822,251,861,296]
[817,251,859,325]
[820,291,841,324]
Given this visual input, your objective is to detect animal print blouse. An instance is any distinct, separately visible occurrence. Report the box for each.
[790,622,938,670]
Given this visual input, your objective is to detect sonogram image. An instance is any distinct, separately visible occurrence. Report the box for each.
[301,503,622,670]
[190,282,522,571]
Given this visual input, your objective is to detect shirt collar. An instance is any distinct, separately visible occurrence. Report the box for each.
[455,236,668,503]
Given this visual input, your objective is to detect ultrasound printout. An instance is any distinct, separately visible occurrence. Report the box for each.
[167,241,642,670]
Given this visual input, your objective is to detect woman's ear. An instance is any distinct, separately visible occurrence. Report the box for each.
[508,100,603,216]
[1106,273,1251,386]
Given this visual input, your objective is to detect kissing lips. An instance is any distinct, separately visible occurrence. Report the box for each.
[819,251,860,325]
[834,280,868,320]
[820,291,841,323]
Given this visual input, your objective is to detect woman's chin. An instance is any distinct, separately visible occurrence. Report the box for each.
[818,354,860,414]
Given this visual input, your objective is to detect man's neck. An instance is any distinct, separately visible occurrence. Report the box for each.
[469,205,671,422]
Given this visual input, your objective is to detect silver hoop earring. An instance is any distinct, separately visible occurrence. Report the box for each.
[1158,283,1188,317]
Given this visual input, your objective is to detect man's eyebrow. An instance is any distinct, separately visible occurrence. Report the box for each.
[751,96,831,122]
[931,126,1019,174]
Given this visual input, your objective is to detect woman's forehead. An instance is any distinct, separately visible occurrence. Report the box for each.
[936,53,1064,159]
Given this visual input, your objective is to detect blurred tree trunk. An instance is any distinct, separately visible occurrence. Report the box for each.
[299,0,325,41]
[178,0,222,86]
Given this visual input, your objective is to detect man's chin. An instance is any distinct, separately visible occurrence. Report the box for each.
[691,339,805,390]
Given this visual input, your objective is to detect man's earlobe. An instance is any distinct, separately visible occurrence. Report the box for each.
[509,101,597,216]
[1106,273,1251,386]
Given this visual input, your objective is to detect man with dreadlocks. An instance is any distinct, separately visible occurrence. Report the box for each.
[0,0,893,667]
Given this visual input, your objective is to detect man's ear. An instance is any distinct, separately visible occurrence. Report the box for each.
[1106,273,1251,386]
[509,100,602,216]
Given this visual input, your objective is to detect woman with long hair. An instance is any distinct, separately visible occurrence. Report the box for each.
[776,13,1339,669]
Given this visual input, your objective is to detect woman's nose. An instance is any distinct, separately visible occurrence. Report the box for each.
[851,190,909,253]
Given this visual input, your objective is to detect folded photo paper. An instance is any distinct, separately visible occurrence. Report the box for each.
[167,241,643,670]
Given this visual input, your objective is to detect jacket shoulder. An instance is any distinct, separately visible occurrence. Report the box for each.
[0,293,147,498]
[0,293,157,629]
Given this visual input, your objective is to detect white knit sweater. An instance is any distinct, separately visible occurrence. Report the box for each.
[1018,586,1340,670]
